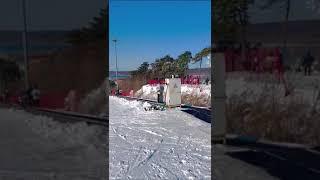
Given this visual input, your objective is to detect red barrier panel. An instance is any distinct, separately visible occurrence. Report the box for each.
[147,79,166,85]
[224,47,284,74]
[7,95,19,104]
[148,80,159,85]
[159,79,165,84]
[120,91,130,96]
[147,76,200,85]
[181,76,200,85]
[39,92,68,109]
[3,92,67,110]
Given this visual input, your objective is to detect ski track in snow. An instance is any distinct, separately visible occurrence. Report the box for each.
[109,96,211,179]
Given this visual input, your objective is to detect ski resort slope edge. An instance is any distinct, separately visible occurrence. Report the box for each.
[109,96,211,179]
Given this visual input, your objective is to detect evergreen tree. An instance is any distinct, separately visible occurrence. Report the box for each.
[0,58,21,92]
[66,8,107,45]
[176,51,192,77]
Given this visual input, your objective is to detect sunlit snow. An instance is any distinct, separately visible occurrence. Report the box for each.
[109,96,211,179]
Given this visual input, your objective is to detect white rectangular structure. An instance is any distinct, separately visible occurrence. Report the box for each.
[165,78,181,107]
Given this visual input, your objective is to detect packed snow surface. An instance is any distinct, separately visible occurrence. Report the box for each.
[135,84,211,106]
[109,96,211,179]
[135,84,210,99]
[0,108,106,179]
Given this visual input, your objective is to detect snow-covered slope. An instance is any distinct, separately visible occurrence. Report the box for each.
[0,108,106,179]
[109,96,211,179]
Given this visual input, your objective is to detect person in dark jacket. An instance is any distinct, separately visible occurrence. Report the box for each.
[205,77,210,85]
[31,84,40,106]
[2,89,9,104]
[158,85,165,103]
[26,86,34,105]
[302,51,315,76]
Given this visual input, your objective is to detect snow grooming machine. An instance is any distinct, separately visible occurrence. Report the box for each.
[164,76,182,108]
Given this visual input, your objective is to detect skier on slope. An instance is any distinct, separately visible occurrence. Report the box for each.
[31,84,41,106]
[157,85,164,103]
[26,86,34,106]
[302,50,315,76]
[274,48,290,97]
[205,77,209,85]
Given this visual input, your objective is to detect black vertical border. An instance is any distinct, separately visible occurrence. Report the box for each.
[210,0,214,178]
[106,0,110,179]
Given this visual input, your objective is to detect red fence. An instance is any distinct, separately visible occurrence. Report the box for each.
[110,89,131,96]
[181,76,200,85]
[224,47,283,74]
[39,92,69,109]
[1,91,68,109]
[147,79,166,85]
[147,76,200,86]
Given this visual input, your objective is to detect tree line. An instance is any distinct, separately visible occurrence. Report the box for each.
[0,58,22,93]
[66,8,107,45]
[130,47,211,80]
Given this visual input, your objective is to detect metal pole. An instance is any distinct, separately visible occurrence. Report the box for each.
[22,0,29,90]
[199,57,202,83]
[113,39,118,90]
[282,0,290,64]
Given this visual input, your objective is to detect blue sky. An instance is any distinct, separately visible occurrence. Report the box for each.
[109,0,211,71]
